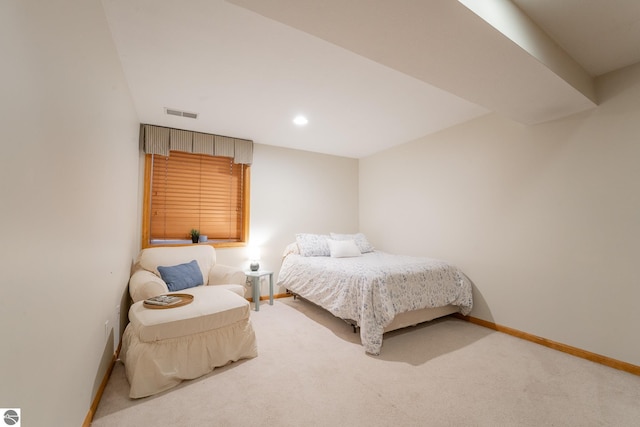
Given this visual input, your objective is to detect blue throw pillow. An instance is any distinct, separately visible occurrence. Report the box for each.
[157,260,204,292]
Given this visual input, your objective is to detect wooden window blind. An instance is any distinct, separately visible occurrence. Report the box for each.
[148,151,246,243]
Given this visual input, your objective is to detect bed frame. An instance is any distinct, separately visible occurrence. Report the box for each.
[290,291,459,335]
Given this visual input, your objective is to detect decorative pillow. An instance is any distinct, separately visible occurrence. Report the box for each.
[295,233,331,257]
[327,239,361,258]
[157,259,204,292]
[329,232,374,253]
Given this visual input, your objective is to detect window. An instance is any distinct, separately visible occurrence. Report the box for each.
[142,151,250,248]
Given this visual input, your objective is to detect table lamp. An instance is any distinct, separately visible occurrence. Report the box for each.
[248,246,261,271]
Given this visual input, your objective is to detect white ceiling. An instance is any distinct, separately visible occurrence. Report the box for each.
[102,0,640,159]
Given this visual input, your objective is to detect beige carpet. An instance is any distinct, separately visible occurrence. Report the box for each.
[92,298,640,426]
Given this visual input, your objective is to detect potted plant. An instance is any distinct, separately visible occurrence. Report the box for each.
[190,228,200,244]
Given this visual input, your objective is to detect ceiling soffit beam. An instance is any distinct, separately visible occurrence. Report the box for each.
[459,0,596,104]
[230,0,597,125]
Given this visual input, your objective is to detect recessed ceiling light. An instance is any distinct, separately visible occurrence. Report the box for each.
[293,115,308,126]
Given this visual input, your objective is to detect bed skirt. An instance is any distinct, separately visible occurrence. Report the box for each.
[383,304,459,333]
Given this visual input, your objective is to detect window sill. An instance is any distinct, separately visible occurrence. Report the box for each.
[145,239,246,249]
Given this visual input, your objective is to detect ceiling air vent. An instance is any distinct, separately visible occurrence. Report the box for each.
[165,108,198,119]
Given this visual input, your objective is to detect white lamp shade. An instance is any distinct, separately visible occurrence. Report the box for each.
[248,246,261,261]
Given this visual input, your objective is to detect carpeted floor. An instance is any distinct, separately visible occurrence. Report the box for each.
[92,298,640,426]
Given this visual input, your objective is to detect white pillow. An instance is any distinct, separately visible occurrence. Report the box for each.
[327,239,362,258]
[329,232,374,253]
[295,233,331,257]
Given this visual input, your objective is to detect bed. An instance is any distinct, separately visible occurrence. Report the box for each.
[277,233,473,355]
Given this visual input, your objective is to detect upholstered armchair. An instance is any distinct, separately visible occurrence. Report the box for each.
[123,245,256,398]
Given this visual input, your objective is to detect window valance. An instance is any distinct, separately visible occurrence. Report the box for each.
[141,124,253,165]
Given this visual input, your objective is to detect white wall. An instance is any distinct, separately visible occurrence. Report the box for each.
[0,1,140,426]
[360,63,640,366]
[214,143,360,295]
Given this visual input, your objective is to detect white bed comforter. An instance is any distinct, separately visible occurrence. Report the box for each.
[277,251,473,355]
